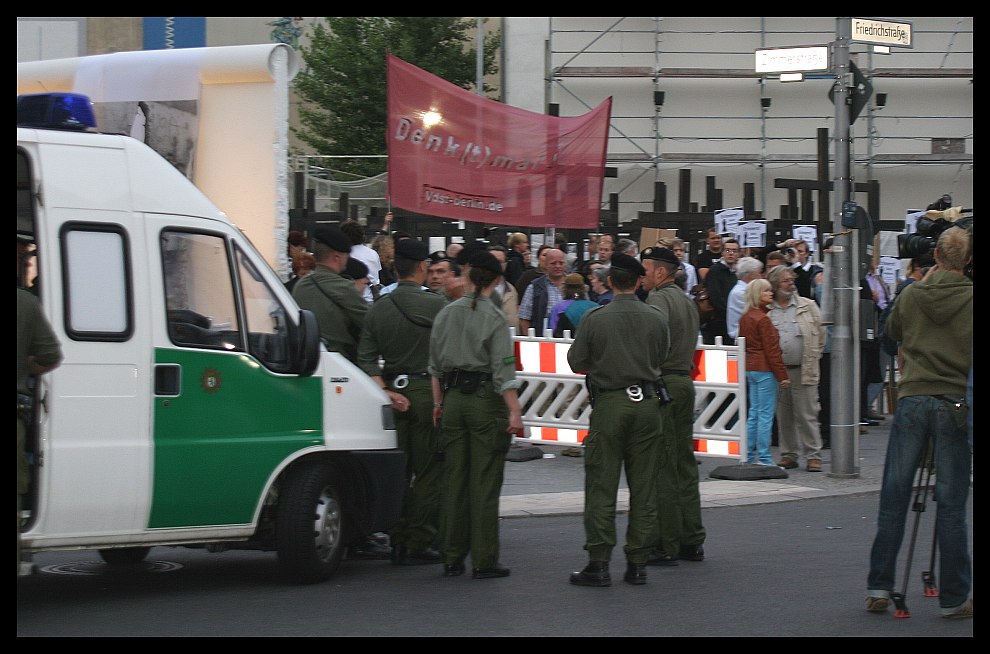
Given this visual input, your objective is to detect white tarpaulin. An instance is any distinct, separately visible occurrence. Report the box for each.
[17,44,300,272]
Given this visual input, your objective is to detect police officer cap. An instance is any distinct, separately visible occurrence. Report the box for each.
[640,246,679,266]
[468,250,503,276]
[609,252,646,277]
[313,225,352,253]
[394,238,430,261]
[456,240,489,265]
[344,256,369,280]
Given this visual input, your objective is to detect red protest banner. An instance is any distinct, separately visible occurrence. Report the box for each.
[386,53,611,229]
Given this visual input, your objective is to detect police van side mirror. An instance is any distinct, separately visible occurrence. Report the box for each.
[291,309,321,376]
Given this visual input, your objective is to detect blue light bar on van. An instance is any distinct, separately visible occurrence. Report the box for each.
[17,92,97,131]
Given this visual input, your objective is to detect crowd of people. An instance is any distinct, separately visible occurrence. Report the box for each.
[276,218,970,615]
[288,222,921,463]
[16,199,970,614]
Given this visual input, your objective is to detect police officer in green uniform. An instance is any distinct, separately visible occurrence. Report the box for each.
[17,288,63,574]
[428,251,523,579]
[292,225,367,362]
[294,224,388,559]
[640,247,706,566]
[567,253,671,587]
[357,238,447,565]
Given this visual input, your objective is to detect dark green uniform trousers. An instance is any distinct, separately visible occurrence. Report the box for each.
[582,390,665,564]
[388,380,442,551]
[656,374,706,555]
[438,382,511,569]
[18,418,28,572]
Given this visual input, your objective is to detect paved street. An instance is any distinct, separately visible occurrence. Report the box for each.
[17,419,973,637]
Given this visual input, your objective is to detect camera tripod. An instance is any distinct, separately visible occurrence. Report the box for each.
[889,435,938,619]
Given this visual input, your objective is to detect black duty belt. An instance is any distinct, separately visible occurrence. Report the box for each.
[588,380,672,406]
[385,372,431,389]
[443,370,493,395]
[590,381,657,399]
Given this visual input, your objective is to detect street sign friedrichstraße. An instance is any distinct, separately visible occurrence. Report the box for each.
[851,18,913,48]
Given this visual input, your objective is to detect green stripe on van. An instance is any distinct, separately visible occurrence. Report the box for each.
[149,348,323,528]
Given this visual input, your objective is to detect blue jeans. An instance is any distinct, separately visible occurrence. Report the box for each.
[966,350,973,452]
[867,395,972,609]
[746,371,777,465]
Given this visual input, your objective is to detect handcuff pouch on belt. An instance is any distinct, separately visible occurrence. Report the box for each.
[386,373,430,390]
[585,378,672,407]
[655,378,673,405]
[443,370,491,395]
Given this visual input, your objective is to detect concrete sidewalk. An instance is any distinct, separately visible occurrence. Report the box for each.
[500,419,891,518]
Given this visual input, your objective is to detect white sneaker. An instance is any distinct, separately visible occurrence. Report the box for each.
[941,599,973,619]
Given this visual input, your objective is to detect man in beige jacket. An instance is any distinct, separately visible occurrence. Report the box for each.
[767,264,826,472]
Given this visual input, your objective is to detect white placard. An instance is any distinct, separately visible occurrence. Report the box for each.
[714,207,743,235]
[738,221,767,248]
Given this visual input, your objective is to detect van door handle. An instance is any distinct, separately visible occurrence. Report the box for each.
[155,364,181,396]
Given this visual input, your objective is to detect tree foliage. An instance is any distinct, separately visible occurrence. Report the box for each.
[294,17,500,177]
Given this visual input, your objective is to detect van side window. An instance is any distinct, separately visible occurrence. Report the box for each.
[161,231,292,372]
[162,231,241,350]
[62,225,132,341]
[235,246,293,372]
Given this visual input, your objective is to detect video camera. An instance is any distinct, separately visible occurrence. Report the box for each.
[897,194,973,259]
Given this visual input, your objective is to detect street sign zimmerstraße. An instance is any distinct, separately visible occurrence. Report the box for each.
[755,45,830,73]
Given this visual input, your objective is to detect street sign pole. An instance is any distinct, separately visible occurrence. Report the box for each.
[829,17,859,478]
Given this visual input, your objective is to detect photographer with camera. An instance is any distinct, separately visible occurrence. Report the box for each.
[865,223,973,619]
[777,238,822,302]
[898,194,973,269]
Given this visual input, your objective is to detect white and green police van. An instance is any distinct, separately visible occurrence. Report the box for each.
[16,93,405,584]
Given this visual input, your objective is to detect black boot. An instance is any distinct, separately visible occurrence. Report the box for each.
[624,562,648,585]
[392,545,442,565]
[348,535,392,560]
[472,563,510,579]
[646,549,679,566]
[442,561,466,577]
[678,544,705,562]
[570,561,611,587]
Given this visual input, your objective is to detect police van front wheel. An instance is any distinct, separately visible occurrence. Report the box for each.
[275,462,347,584]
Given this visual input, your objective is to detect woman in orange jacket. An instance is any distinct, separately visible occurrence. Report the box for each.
[738,278,791,465]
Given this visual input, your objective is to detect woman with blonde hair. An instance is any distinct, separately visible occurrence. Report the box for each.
[504,232,529,286]
[737,278,790,465]
[371,234,396,288]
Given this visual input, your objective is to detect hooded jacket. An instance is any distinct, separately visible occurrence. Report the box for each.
[885,269,972,399]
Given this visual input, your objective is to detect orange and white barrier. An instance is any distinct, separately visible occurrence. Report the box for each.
[512,331,747,460]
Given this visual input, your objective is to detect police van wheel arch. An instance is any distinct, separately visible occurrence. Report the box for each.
[99,547,152,565]
[275,461,347,584]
